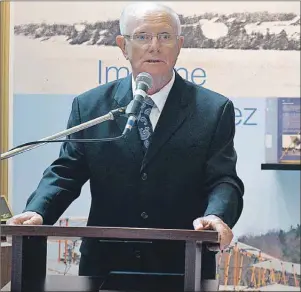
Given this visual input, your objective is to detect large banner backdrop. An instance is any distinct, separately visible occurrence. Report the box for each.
[10,1,300,290]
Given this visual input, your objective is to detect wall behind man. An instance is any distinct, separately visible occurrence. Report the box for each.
[9,0,300,285]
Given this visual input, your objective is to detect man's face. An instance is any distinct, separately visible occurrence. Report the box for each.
[117,12,184,79]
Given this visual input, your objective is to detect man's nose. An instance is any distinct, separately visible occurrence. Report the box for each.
[148,36,160,51]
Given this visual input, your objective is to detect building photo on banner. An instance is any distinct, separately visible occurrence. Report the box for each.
[6,1,301,291]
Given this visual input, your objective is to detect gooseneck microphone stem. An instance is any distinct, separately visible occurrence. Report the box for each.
[0,107,126,161]
[1,72,153,161]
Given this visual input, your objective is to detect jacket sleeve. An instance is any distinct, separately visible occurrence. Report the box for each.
[203,99,244,228]
[23,96,90,225]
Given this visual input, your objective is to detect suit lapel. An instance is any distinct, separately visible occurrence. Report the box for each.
[141,72,190,171]
[113,75,144,162]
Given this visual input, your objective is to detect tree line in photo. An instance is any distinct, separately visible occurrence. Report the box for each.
[14,11,300,50]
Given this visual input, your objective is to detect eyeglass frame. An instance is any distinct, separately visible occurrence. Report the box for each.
[122,32,181,44]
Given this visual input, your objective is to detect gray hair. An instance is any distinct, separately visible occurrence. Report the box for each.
[119,2,181,35]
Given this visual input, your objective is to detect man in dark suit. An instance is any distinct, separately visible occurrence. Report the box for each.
[8,2,244,290]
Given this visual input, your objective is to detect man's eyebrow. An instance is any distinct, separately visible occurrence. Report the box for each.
[134,31,172,34]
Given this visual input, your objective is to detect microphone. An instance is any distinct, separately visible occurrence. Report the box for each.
[0,73,152,160]
[122,72,153,135]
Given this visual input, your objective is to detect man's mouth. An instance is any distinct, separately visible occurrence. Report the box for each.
[146,60,163,63]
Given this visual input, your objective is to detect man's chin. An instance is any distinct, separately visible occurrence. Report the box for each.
[143,62,166,70]
[143,67,168,77]
[134,65,171,80]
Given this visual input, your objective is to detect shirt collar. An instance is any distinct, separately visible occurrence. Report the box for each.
[132,70,175,113]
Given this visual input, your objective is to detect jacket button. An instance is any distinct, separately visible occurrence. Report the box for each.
[141,173,147,180]
[141,212,148,219]
[135,250,141,259]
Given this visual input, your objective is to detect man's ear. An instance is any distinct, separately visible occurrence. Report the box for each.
[178,36,184,51]
[116,35,128,59]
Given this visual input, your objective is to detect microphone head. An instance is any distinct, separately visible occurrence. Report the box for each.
[136,72,153,91]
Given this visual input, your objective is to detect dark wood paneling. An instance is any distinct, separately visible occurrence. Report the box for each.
[1,242,12,289]
[2,225,219,292]
[11,236,47,292]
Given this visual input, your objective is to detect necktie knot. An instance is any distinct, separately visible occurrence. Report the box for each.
[144,96,154,107]
[140,97,154,117]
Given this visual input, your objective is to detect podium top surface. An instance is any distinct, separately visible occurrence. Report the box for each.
[1,225,219,243]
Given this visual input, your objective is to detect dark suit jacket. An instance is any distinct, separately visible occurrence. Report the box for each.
[24,71,244,279]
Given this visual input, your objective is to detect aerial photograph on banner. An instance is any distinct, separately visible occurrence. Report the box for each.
[13,1,299,97]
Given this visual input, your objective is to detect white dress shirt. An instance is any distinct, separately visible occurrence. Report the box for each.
[132,70,175,130]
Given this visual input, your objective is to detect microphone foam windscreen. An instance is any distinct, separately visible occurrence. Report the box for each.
[136,72,153,90]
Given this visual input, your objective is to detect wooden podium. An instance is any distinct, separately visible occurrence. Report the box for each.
[1,225,219,292]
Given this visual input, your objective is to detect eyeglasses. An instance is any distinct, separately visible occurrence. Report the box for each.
[123,33,180,45]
